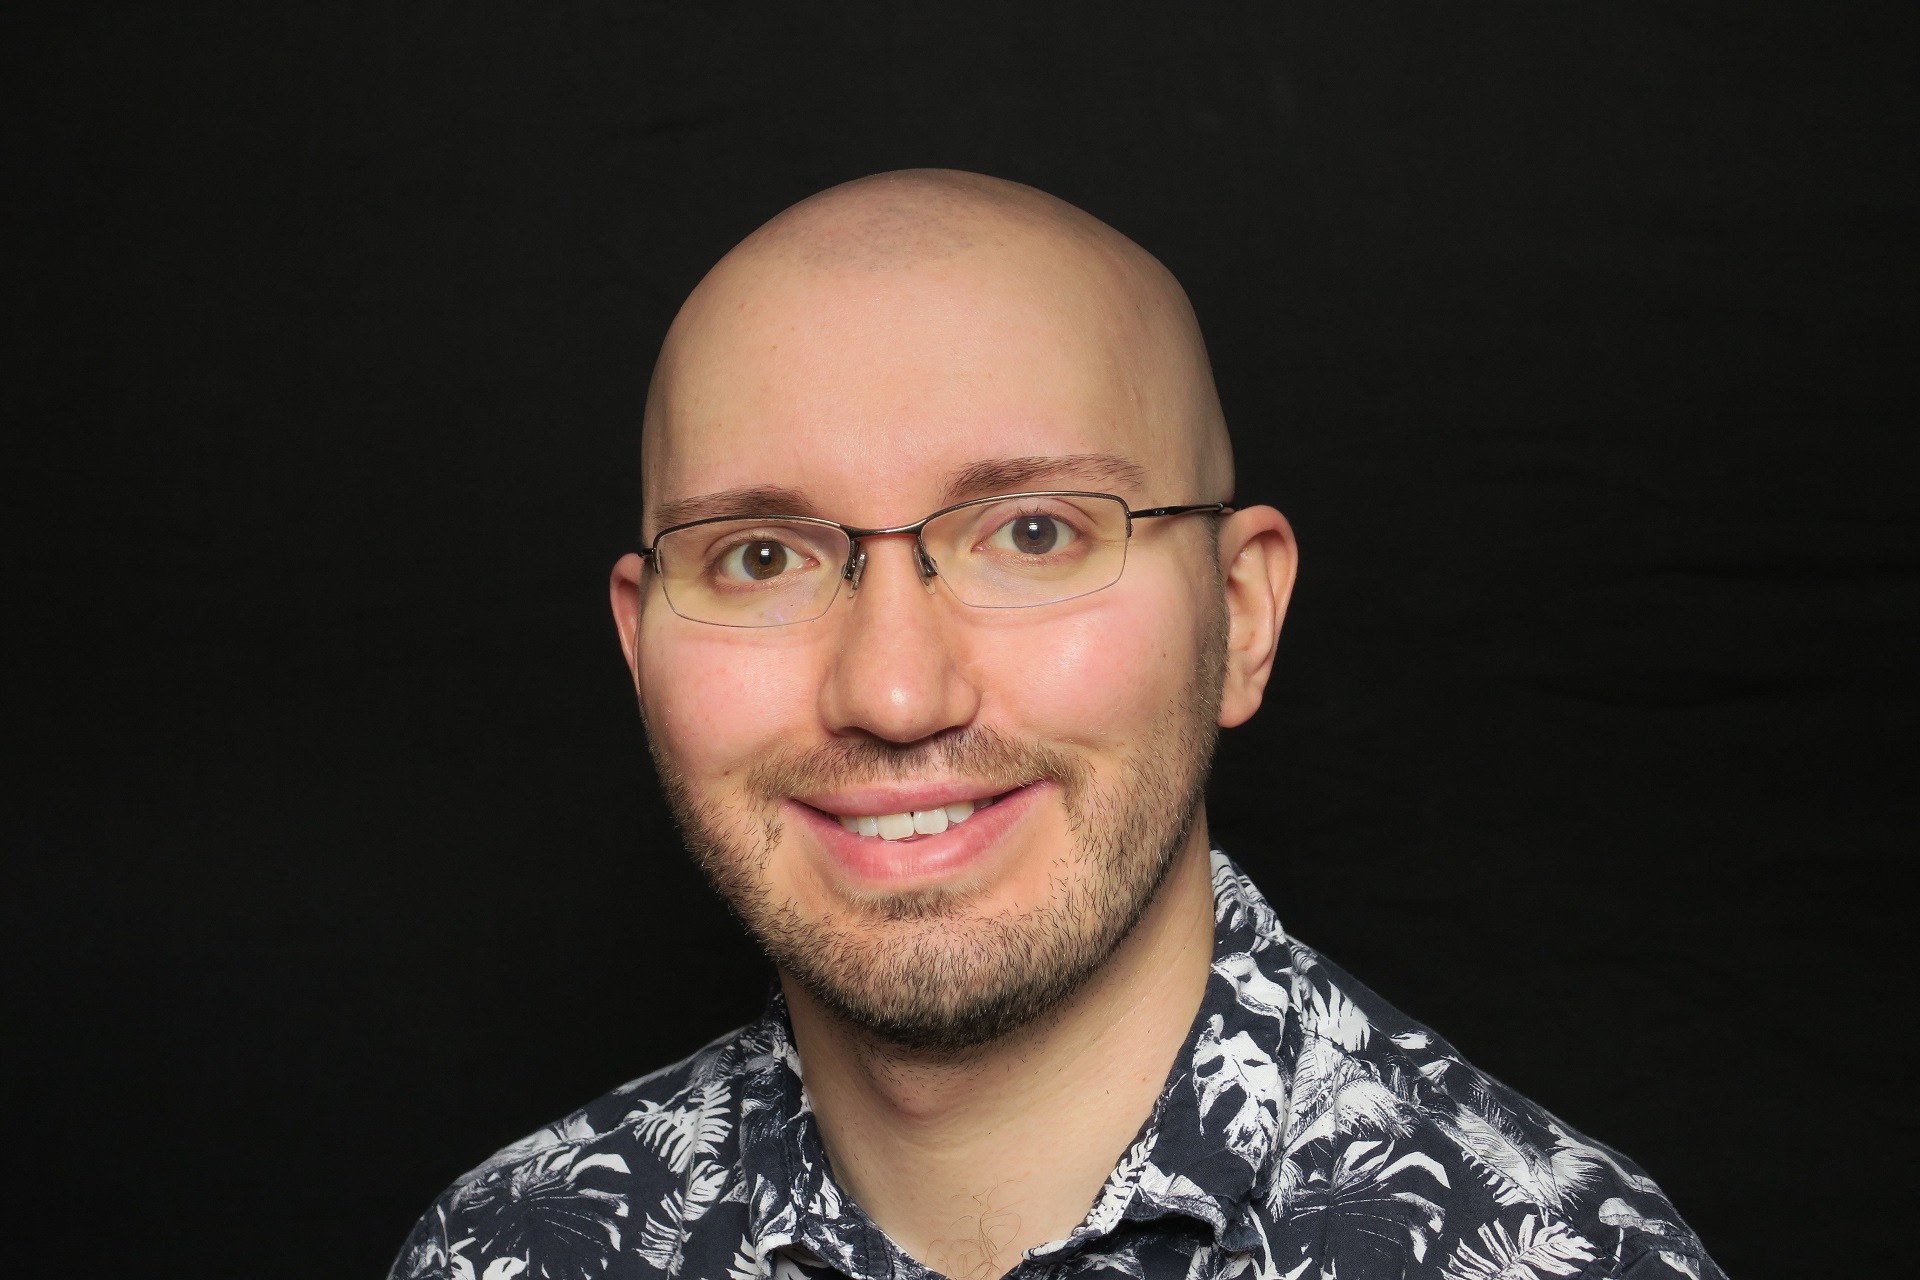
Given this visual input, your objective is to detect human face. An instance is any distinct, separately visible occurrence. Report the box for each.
[619,254,1230,1051]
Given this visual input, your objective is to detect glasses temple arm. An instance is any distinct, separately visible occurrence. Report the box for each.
[1127,502,1234,520]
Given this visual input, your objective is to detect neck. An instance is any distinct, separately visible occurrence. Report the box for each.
[780,830,1217,1280]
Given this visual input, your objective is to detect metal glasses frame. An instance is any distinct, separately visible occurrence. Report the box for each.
[638,490,1231,613]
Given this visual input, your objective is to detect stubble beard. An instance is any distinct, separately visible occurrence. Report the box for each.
[649,600,1228,1056]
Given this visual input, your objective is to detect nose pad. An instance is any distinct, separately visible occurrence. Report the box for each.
[842,540,940,595]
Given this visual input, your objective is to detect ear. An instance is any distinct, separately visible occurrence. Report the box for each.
[1215,505,1298,728]
[609,552,648,694]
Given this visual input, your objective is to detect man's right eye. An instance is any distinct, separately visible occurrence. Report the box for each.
[986,512,1077,557]
[718,539,807,582]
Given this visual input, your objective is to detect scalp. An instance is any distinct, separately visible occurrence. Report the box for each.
[737,170,1106,274]
[644,170,1235,506]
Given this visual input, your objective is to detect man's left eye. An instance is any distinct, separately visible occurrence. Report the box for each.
[723,539,807,580]
[989,514,1076,556]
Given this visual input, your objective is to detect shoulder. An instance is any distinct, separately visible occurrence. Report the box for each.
[1271,938,1723,1279]
[387,1023,770,1280]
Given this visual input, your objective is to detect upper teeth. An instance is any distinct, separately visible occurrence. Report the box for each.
[837,798,986,840]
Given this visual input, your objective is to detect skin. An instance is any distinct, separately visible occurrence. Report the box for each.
[609,171,1298,1279]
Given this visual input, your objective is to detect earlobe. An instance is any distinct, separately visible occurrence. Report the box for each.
[609,553,648,693]
[1214,506,1297,729]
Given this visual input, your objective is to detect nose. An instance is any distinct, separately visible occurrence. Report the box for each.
[818,536,980,745]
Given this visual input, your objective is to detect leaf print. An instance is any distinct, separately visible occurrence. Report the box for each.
[1598,1198,1704,1279]
[1303,981,1371,1054]
[1596,1196,1680,1242]
[1217,951,1293,1021]
[1329,1076,1413,1143]
[1284,1033,1343,1139]
[1079,1129,1158,1238]
[1434,1104,1599,1215]
[1211,855,1280,947]
[1441,1214,1597,1280]
[442,1238,476,1280]
[391,1207,453,1280]
[723,1232,813,1280]
[627,1076,733,1175]
[447,1248,529,1280]
[1653,1252,1703,1280]
[391,1239,442,1280]
[1545,1123,1663,1199]
[569,1152,632,1181]
[749,1174,800,1246]
[727,1237,765,1280]
[638,1160,732,1275]
[684,1160,731,1218]
[1281,1139,1450,1269]
[457,1113,603,1189]
[1283,1037,1413,1160]
[453,1143,630,1280]
[801,1165,843,1221]
[1193,1014,1285,1166]
[1070,1245,1147,1277]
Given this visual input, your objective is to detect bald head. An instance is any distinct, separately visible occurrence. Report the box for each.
[642,170,1233,535]
[732,169,1120,274]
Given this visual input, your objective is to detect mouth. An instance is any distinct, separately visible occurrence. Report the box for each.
[788,782,1046,888]
[823,791,1006,841]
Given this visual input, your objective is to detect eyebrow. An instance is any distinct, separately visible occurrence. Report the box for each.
[647,485,821,534]
[940,453,1149,502]
[647,452,1151,536]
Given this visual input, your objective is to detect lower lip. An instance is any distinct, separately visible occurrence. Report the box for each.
[790,783,1047,889]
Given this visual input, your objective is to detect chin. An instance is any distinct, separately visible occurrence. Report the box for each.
[746,778,1199,1054]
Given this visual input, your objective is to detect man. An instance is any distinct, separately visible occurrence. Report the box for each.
[392,171,1722,1280]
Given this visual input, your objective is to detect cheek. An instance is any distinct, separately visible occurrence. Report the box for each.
[972,585,1196,745]
[640,626,822,780]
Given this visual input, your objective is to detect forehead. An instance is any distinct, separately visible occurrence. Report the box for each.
[644,251,1193,530]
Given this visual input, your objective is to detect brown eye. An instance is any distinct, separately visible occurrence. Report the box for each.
[719,538,804,582]
[992,514,1070,556]
[742,540,788,579]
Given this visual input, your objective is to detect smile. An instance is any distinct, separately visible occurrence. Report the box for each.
[788,781,1045,889]
[829,794,1001,841]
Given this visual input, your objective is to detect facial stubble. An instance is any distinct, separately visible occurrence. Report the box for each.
[648,593,1229,1055]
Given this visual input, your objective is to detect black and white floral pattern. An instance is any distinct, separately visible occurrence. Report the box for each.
[393,853,1722,1280]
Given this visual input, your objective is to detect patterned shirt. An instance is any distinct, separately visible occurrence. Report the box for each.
[392,853,1723,1280]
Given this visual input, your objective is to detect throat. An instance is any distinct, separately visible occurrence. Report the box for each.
[922,1178,1031,1280]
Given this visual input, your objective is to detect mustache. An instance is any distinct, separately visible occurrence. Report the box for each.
[747,725,1088,804]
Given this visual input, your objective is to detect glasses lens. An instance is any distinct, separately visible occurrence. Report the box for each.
[924,493,1128,608]
[654,518,849,626]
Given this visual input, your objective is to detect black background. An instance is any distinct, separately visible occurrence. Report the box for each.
[5,4,1914,1277]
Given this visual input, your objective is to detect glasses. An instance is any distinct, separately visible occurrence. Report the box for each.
[640,491,1231,628]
